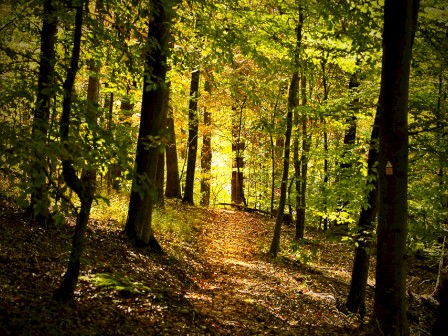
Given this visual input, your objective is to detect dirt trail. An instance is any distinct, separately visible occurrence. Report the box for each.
[185,208,356,335]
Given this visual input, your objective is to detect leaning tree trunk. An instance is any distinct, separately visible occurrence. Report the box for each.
[29,0,58,226]
[270,11,303,256]
[54,3,90,303]
[269,73,297,257]
[372,0,419,334]
[182,68,200,204]
[125,0,173,250]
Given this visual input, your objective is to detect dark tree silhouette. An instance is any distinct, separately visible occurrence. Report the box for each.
[125,0,173,250]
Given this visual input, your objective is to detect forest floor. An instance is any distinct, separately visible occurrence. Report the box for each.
[0,196,439,335]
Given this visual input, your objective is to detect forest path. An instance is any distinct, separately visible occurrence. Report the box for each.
[0,197,367,335]
[183,208,356,335]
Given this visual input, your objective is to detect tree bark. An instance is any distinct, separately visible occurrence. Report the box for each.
[29,0,58,226]
[269,72,297,257]
[182,68,200,204]
[432,278,448,336]
[125,0,173,251]
[320,61,329,231]
[165,109,182,199]
[270,8,303,256]
[54,3,87,303]
[332,72,359,231]
[295,68,308,240]
[372,0,419,334]
[346,114,379,316]
[156,83,170,207]
[200,75,212,206]
[231,100,247,206]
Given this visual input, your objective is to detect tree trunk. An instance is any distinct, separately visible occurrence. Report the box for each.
[295,68,308,240]
[432,278,448,336]
[434,71,448,299]
[156,83,170,207]
[320,61,329,231]
[231,100,247,206]
[269,72,297,257]
[346,114,379,316]
[156,151,165,206]
[29,0,58,226]
[372,0,419,334]
[125,0,173,251]
[332,73,359,231]
[270,10,302,256]
[54,3,87,303]
[182,68,200,204]
[200,76,212,206]
[165,109,182,199]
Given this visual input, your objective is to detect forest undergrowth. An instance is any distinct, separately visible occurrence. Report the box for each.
[0,196,438,335]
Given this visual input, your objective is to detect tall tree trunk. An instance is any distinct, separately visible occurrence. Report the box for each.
[321,61,329,231]
[156,82,170,207]
[182,68,200,204]
[434,71,448,299]
[29,0,58,226]
[200,75,212,206]
[54,3,88,303]
[270,10,302,256]
[231,100,247,206]
[346,114,379,316]
[165,107,182,199]
[295,70,308,240]
[372,0,419,334]
[269,73,297,257]
[125,0,173,250]
[332,72,359,231]
[156,146,165,207]
[104,84,114,193]
[109,96,134,191]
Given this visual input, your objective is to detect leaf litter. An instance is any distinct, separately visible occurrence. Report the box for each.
[0,197,437,335]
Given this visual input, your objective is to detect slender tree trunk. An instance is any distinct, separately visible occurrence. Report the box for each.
[156,150,165,206]
[29,0,58,225]
[269,72,297,257]
[231,99,247,206]
[270,133,276,213]
[165,108,182,199]
[270,10,302,256]
[54,3,87,303]
[104,84,114,193]
[372,0,419,334]
[332,72,359,231]
[182,68,200,204]
[296,71,308,240]
[125,0,173,251]
[320,61,329,231]
[269,91,281,213]
[156,83,170,207]
[346,114,379,315]
[200,75,212,206]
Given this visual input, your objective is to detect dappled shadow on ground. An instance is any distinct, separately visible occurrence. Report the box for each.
[0,197,437,335]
